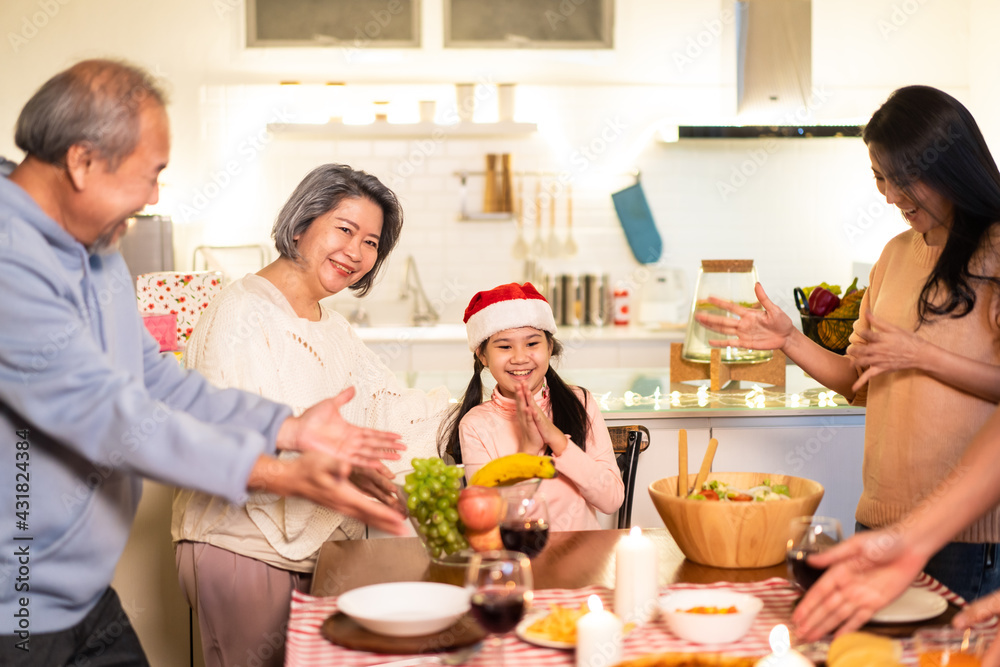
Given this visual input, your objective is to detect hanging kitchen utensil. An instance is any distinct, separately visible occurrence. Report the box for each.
[500,154,513,213]
[511,178,528,259]
[530,179,545,258]
[546,186,561,258]
[563,185,578,257]
[611,174,663,264]
[483,154,498,213]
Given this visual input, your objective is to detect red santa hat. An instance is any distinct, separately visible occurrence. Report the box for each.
[463,282,557,351]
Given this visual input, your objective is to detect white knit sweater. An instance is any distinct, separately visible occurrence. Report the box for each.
[170,274,450,570]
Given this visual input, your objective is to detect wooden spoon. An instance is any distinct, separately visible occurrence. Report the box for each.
[692,437,719,495]
[678,429,688,497]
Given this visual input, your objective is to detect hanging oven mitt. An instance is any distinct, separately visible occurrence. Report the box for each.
[611,181,663,264]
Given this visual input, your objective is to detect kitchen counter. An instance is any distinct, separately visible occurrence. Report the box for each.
[396,363,861,419]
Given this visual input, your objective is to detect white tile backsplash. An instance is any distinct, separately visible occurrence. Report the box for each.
[184,84,902,330]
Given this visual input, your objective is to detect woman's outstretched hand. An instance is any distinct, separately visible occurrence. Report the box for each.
[790,528,925,641]
[849,310,924,392]
[954,590,1000,667]
[694,282,794,351]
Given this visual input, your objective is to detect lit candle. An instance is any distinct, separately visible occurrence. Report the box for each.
[614,526,658,625]
[754,625,814,667]
[575,595,622,667]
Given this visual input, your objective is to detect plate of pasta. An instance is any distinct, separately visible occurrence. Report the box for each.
[516,602,632,649]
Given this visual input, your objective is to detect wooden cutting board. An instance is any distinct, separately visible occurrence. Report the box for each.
[321,611,486,654]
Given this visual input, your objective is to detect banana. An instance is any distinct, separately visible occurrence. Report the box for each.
[469,453,557,487]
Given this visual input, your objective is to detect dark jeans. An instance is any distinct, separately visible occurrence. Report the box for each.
[856,521,1000,603]
[0,587,149,666]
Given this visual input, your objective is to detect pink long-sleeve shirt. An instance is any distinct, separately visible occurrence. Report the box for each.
[459,384,624,531]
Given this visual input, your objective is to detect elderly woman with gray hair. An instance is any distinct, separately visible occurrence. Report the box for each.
[171,163,449,667]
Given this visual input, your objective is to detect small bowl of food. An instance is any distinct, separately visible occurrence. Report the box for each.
[336,581,471,637]
[658,589,763,644]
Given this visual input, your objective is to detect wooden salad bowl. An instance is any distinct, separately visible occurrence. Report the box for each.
[648,472,824,569]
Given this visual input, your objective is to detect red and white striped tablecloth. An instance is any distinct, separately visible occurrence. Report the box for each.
[284,575,981,667]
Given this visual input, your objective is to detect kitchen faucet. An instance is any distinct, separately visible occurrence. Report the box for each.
[399,255,439,326]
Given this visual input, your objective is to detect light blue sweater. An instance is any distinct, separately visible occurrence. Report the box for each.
[0,175,291,634]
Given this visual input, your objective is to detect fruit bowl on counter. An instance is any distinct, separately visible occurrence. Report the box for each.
[393,457,548,565]
[794,282,866,355]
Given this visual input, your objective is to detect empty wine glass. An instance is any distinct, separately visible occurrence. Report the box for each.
[466,550,533,667]
[499,493,549,558]
[786,516,842,592]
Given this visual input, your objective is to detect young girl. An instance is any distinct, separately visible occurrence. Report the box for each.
[442,282,624,531]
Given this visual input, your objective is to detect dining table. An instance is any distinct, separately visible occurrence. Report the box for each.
[284,528,975,666]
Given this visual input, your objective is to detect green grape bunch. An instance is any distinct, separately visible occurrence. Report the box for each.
[402,457,469,558]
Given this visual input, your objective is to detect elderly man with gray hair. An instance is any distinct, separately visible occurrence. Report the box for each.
[0,59,407,666]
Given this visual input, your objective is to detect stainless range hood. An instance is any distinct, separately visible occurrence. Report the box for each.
[673,0,861,138]
[736,0,812,119]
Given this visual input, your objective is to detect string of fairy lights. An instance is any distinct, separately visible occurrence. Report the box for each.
[597,385,846,412]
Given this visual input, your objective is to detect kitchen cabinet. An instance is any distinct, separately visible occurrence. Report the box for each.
[444,0,613,48]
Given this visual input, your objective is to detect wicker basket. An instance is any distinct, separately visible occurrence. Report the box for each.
[799,313,857,355]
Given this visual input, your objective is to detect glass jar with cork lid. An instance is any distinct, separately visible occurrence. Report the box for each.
[682,259,773,364]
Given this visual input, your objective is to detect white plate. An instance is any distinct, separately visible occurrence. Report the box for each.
[869,586,948,624]
[515,612,574,649]
[337,582,470,637]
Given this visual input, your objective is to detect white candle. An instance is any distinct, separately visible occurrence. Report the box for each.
[614,526,658,625]
[575,595,622,667]
[754,625,814,667]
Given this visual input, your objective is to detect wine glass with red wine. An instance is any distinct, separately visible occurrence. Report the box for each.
[499,494,549,558]
[466,550,533,667]
[786,516,843,592]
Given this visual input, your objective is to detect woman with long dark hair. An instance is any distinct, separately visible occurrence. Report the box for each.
[698,85,1000,603]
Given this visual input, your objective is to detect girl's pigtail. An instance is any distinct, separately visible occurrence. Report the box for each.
[439,352,487,463]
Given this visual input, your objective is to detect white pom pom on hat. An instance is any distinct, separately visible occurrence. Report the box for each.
[463,282,558,352]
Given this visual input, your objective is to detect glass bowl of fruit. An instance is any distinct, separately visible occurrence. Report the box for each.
[393,456,553,564]
[393,458,472,564]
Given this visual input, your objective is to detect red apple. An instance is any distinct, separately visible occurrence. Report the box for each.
[457,486,503,532]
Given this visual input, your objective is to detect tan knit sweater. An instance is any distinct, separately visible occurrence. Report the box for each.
[171,274,450,571]
[850,228,1000,543]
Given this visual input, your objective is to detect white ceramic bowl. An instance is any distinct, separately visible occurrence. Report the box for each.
[337,582,471,637]
[658,589,763,644]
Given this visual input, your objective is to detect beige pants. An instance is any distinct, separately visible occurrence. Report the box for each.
[175,541,312,667]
